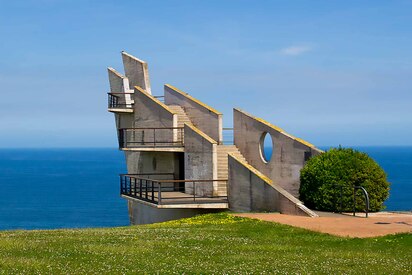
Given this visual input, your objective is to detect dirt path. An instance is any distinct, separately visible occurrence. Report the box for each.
[234,212,412,238]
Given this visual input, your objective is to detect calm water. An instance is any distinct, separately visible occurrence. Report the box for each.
[0,149,129,230]
[0,147,411,230]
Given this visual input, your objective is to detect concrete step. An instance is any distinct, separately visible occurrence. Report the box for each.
[216,145,250,184]
[167,105,194,128]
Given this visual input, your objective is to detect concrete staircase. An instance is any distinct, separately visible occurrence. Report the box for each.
[216,145,248,196]
[167,105,193,127]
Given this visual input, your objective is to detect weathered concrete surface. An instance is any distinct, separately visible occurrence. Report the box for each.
[127,199,224,225]
[107,67,133,109]
[133,86,176,128]
[125,151,182,179]
[184,123,218,196]
[107,67,131,92]
[114,113,134,130]
[164,84,223,143]
[228,154,317,217]
[130,86,178,145]
[122,51,151,94]
[233,108,322,198]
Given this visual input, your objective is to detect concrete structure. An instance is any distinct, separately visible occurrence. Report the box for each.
[107,52,322,224]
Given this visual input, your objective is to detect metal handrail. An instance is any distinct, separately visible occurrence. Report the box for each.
[119,127,183,130]
[118,127,184,149]
[354,186,370,218]
[108,92,134,95]
[120,175,228,205]
[334,184,370,218]
[107,92,134,109]
[222,127,234,145]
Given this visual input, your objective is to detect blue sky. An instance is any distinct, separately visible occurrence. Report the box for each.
[1,0,411,147]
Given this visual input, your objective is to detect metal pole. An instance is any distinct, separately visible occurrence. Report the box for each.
[145,180,148,199]
[151,181,154,202]
[139,179,142,198]
[133,178,136,197]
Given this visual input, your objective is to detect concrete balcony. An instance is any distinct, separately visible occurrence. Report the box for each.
[118,127,185,152]
[107,92,134,113]
[120,174,228,209]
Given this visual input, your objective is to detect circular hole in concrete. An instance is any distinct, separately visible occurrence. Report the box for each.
[260,132,273,163]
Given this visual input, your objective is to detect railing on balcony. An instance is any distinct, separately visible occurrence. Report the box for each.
[107,92,134,109]
[120,174,228,205]
[118,127,184,149]
[153,95,165,103]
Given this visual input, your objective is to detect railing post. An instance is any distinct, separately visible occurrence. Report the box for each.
[139,179,142,198]
[151,180,155,202]
[145,180,148,200]
[133,178,137,197]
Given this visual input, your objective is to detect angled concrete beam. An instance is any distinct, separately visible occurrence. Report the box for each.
[164,84,223,143]
[121,51,152,94]
[107,67,131,93]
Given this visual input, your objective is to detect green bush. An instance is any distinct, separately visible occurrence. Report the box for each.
[299,147,390,212]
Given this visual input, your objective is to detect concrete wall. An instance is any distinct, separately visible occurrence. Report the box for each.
[108,67,133,106]
[115,113,134,130]
[131,87,178,144]
[125,151,182,180]
[184,123,218,196]
[164,84,222,143]
[133,86,176,128]
[127,199,223,225]
[107,67,131,92]
[228,154,317,217]
[122,51,151,94]
[233,108,322,198]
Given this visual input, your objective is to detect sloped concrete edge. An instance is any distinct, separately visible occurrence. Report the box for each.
[228,153,318,217]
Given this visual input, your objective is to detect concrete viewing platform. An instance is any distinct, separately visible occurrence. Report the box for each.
[121,191,228,209]
[234,212,412,238]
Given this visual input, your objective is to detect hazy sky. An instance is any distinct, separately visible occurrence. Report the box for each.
[1,0,411,147]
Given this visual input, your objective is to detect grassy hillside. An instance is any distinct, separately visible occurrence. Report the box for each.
[0,213,410,274]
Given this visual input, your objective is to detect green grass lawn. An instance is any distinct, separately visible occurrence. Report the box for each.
[0,213,410,274]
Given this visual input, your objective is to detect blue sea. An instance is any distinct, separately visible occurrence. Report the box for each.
[0,147,411,230]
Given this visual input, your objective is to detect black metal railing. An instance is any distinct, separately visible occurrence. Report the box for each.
[118,127,184,149]
[153,95,165,103]
[120,174,228,205]
[222,127,234,145]
[334,184,370,218]
[108,92,134,109]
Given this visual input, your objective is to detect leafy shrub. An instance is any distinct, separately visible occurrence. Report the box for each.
[299,147,390,212]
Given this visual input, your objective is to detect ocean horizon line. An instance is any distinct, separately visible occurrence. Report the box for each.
[1,145,412,150]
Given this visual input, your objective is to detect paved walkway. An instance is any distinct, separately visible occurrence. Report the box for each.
[234,212,412,238]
